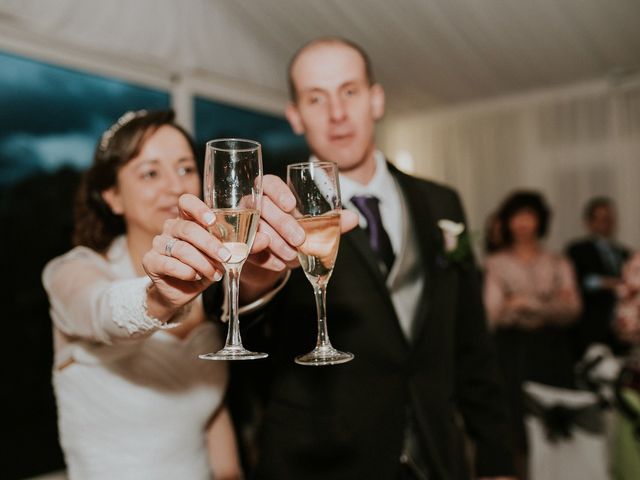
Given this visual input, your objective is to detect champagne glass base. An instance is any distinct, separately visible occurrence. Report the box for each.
[199,347,268,361]
[295,347,354,366]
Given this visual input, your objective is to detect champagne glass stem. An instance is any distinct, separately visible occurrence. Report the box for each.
[224,265,244,350]
[313,284,333,350]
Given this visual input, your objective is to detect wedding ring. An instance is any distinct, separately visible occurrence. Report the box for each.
[165,237,178,257]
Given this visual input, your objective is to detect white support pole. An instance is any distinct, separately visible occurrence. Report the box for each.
[170,73,194,134]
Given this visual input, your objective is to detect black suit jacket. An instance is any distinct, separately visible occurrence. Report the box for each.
[232,166,513,480]
[566,238,630,356]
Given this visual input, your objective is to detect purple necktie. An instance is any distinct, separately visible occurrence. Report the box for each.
[351,195,395,276]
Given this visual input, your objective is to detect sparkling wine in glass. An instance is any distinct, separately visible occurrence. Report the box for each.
[199,138,267,360]
[287,161,354,366]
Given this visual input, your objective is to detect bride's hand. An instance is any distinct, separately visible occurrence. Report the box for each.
[142,194,230,320]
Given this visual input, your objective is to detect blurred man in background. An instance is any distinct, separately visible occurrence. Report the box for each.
[567,197,631,357]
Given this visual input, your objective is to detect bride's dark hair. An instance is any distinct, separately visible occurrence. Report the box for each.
[73,110,195,251]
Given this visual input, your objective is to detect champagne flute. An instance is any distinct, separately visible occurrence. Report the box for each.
[199,139,267,360]
[287,161,354,366]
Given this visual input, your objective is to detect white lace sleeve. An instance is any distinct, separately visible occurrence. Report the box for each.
[108,277,187,337]
[43,246,189,345]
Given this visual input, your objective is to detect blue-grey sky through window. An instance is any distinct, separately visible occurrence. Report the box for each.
[0,51,170,187]
[0,50,307,187]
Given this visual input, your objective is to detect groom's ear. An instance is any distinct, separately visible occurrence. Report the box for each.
[285,102,305,135]
[370,83,385,120]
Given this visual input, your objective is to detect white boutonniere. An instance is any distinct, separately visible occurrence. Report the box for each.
[437,219,465,253]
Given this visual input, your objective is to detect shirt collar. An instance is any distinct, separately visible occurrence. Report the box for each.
[315,150,393,203]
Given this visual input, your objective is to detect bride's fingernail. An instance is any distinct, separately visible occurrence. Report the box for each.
[282,246,297,261]
[194,273,202,281]
[204,211,215,225]
[290,227,305,245]
[219,247,231,261]
[213,271,223,282]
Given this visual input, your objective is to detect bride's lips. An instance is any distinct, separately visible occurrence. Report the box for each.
[159,206,179,216]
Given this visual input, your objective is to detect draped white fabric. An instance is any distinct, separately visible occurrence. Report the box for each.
[0,0,283,87]
[1,0,639,114]
[0,0,289,115]
[379,80,640,254]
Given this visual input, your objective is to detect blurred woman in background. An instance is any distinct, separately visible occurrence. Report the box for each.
[483,190,581,478]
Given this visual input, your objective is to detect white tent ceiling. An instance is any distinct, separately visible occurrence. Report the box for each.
[1,0,639,114]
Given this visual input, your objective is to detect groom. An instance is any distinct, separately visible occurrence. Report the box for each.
[232,37,515,480]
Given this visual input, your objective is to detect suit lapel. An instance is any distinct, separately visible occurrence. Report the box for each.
[341,162,443,352]
[343,227,388,286]
[342,226,409,352]
[341,168,411,349]
[391,167,440,344]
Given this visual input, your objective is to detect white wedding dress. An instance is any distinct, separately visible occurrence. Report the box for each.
[43,236,227,480]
